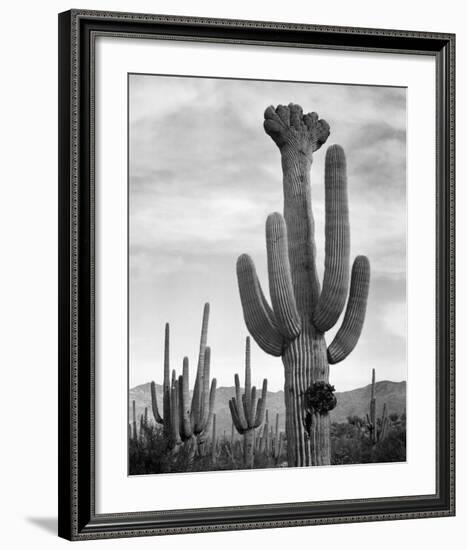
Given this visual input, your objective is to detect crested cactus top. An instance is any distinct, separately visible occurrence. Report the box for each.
[263,103,330,161]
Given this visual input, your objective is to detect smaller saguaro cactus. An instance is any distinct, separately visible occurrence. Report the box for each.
[259,409,270,454]
[271,413,284,464]
[139,414,144,440]
[132,400,137,441]
[366,368,377,443]
[211,414,217,464]
[150,323,181,449]
[229,337,268,468]
[138,407,149,442]
[365,369,389,444]
[151,304,216,454]
[378,403,389,442]
[177,303,217,456]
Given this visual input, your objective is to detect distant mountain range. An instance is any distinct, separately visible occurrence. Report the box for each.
[129,380,406,439]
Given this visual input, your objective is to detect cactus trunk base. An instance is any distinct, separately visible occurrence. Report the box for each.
[283,325,331,466]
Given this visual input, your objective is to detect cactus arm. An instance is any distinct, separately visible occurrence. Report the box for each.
[191,303,210,430]
[180,357,192,439]
[234,374,248,430]
[211,415,217,463]
[313,145,350,332]
[229,399,246,434]
[244,338,252,419]
[236,254,284,356]
[162,323,171,431]
[230,421,235,446]
[170,371,180,446]
[266,213,302,339]
[177,375,184,438]
[132,400,137,440]
[380,402,388,440]
[200,346,211,428]
[327,255,370,364]
[201,378,217,438]
[248,386,258,427]
[150,381,163,424]
[254,378,268,428]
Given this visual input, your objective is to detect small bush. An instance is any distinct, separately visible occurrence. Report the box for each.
[331,416,406,465]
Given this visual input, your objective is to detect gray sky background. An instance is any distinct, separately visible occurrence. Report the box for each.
[129,74,407,392]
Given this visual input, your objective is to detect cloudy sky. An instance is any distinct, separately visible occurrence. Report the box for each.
[129,74,406,392]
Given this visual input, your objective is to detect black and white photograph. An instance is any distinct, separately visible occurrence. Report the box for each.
[128,74,407,475]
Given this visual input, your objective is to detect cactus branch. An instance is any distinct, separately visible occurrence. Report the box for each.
[150,381,163,424]
[162,323,171,434]
[254,378,268,428]
[313,145,350,332]
[200,346,211,427]
[327,255,370,364]
[229,399,246,434]
[191,303,210,430]
[229,337,269,467]
[179,357,192,440]
[266,213,302,339]
[234,374,248,430]
[236,254,284,356]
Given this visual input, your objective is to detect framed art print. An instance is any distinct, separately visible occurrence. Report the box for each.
[58,10,455,540]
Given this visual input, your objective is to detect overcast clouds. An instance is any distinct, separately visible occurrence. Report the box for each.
[129,74,407,391]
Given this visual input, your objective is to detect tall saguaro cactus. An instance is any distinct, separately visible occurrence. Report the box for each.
[177,303,217,455]
[151,304,217,453]
[236,104,370,466]
[367,368,377,443]
[150,323,181,450]
[229,337,268,468]
[366,369,389,444]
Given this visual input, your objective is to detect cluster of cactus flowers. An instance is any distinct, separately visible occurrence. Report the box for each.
[236,103,370,466]
[229,336,268,468]
[366,368,389,444]
[150,303,217,456]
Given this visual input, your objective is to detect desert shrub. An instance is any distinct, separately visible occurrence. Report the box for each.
[129,426,242,475]
[331,416,406,465]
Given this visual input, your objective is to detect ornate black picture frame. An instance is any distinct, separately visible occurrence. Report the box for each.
[58,9,455,541]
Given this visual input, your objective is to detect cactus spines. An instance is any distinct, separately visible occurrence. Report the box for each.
[229,337,268,468]
[237,104,370,467]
